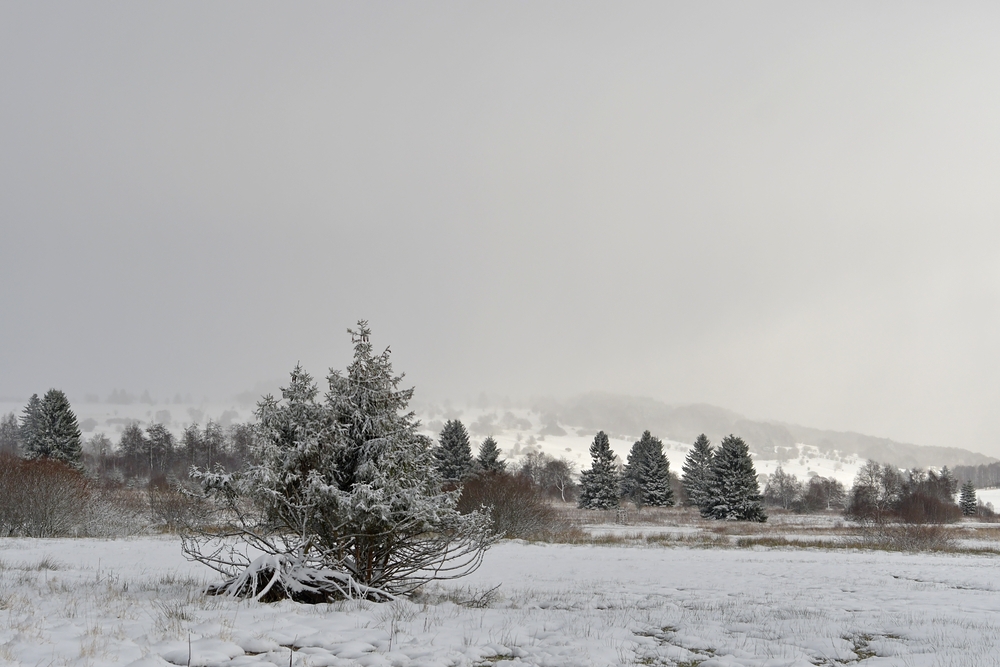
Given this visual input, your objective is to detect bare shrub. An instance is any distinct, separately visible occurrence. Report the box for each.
[895,492,962,524]
[856,521,956,551]
[84,483,149,537]
[147,475,208,533]
[0,454,89,537]
[457,472,564,538]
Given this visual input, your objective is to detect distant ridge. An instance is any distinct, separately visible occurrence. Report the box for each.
[538,392,995,469]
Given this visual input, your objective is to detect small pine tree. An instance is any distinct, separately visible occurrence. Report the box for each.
[435,419,474,482]
[24,390,83,466]
[621,430,674,508]
[707,434,766,522]
[960,480,978,517]
[578,431,620,510]
[19,394,43,455]
[681,434,714,511]
[477,436,506,473]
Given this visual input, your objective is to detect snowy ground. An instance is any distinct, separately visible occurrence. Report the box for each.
[4,535,1000,666]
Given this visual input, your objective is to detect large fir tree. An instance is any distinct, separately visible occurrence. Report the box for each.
[621,430,673,508]
[23,390,83,466]
[435,419,474,482]
[681,434,714,511]
[578,430,620,510]
[477,436,506,473]
[707,434,766,522]
[960,480,978,517]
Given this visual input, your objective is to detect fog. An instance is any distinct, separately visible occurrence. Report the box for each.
[2,3,1000,454]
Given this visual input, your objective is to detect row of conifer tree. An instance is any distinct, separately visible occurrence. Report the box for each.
[429,417,768,522]
[577,430,767,522]
[3,389,982,526]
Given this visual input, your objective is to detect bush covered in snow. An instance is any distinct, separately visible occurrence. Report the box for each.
[183,322,497,602]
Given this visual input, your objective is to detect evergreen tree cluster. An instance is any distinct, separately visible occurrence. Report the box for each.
[574,430,765,520]
[576,430,676,511]
[680,434,767,522]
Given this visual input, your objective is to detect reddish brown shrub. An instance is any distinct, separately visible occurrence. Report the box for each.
[457,472,562,539]
[895,492,962,524]
[0,454,90,537]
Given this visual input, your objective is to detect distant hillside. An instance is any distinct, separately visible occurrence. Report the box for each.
[536,392,995,469]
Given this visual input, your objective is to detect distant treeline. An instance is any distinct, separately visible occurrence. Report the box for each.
[952,462,1000,489]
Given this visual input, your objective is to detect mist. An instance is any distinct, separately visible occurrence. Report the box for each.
[3,3,1000,454]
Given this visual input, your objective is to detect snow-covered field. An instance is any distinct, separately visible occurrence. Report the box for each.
[4,535,1000,666]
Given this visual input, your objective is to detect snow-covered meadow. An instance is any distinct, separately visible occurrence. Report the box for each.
[4,533,1000,666]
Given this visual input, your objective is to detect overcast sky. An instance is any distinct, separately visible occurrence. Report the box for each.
[3,3,1000,454]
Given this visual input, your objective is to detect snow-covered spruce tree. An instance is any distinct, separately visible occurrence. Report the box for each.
[707,434,766,522]
[183,322,496,603]
[435,419,474,482]
[578,431,620,510]
[22,390,83,466]
[681,433,714,512]
[477,436,506,473]
[621,430,673,508]
[960,481,978,517]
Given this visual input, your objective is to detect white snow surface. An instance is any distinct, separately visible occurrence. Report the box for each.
[3,536,1000,666]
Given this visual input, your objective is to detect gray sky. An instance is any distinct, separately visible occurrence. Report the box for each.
[3,3,1000,454]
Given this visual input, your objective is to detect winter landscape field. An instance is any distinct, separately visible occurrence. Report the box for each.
[5,518,1000,667]
[6,389,1000,666]
[8,4,1000,663]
